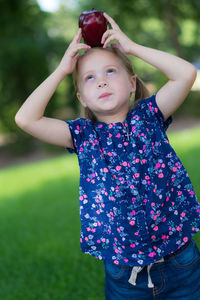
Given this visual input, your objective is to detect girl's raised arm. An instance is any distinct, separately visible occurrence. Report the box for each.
[15,29,90,148]
[102,13,197,121]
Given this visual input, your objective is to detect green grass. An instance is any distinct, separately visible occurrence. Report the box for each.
[0,126,200,300]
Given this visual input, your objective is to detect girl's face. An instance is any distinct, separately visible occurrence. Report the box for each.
[76,49,136,123]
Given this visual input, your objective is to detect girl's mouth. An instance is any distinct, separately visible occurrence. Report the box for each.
[99,92,112,99]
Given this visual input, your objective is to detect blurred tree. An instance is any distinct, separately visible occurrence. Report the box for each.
[0,0,68,152]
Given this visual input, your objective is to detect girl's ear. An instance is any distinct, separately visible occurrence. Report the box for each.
[130,75,137,93]
[77,92,87,107]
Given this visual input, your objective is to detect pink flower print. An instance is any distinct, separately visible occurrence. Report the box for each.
[107,152,113,156]
[135,173,140,178]
[156,163,160,168]
[109,133,112,138]
[79,147,84,152]
[97,240,101,243]
[109,124,113,129]
[145,175,150,180]
[150,210,154,215]
[136,158,140,163]
[102,238,106,242]
[153,215,157,221]
[153,226,158,231]
[122,161,128,167]
[98,221,101,226]
[108,229,111,234]
[115,249,119,253]
[151,235,156,240]
[130,243,136,248]
[189,191,194,195]
[172,167,177,172]
[158,173,164,178]
[161,163,165,168]
[116,133,121,138]
[116,165,121,171]
[151,202,155,206]
[166,196,169,202]
[148,252,156,257]
[85,237,89,241]
[96,210,100,214]
[181,212,186,217]
[162,235,167,239]
[117,228,121,232]
[91,179,95,184]
[114,260,119,265]
[124,142,128,146]
[134,232,139,235]
[110,196,115,201]
[139,251,143,254]
[124,258,129,263]
[142,159,147,164]
[130,185,135,189]
[92,173,95,177]
[103,168,108,173]
[183,237,189,243]
[86,227,91,231]
[129,221,135,226]
[177,226,182,231]
[79,196,84,201]
[178,191,182,196]
[131,210,136,215]
[197,209,200,213]
[80,238,82,243]
[162,217,166,222]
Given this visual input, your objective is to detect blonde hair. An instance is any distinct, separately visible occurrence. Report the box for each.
[73,46,150,123]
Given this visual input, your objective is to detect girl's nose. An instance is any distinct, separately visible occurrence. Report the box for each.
[97,80,108,88]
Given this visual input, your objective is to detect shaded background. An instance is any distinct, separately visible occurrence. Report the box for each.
[0,0,200,168]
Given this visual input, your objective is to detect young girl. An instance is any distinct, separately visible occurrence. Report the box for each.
[15,12,200,299]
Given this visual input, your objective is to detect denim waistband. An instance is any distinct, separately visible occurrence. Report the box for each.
[127,239,191,289]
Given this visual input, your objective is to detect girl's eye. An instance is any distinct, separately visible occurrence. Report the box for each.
[107,69,116,75]
[85,75,94,81]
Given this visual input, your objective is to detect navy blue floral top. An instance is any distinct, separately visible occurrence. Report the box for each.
[65,94,200,266]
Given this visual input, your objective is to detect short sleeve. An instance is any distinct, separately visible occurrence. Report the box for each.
[65,118,87,154]
[138,94,173,131]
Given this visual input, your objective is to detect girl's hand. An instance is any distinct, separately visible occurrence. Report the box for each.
[101,13,134,54]
[58,28,91,76]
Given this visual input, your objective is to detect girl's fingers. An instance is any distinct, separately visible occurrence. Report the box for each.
[101,29,115,44]
[102,33,117,48]
[70,43,91,57]
[72,28,82,44]
[103,13,119,30]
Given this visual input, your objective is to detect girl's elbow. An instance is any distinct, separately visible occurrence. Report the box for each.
[188,65,197,83]
[15,113,28,129]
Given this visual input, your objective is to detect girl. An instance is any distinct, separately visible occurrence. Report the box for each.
[15,12,200,299]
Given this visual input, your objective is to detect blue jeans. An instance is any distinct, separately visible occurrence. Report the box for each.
[103,238,200,299]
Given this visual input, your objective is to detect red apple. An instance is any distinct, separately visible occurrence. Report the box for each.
[79,9,108,47]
